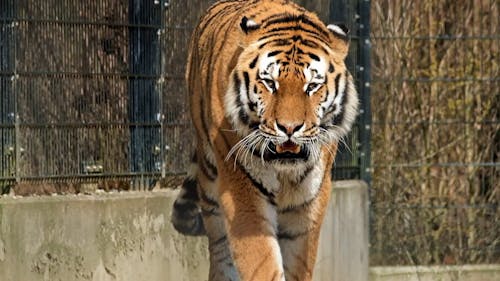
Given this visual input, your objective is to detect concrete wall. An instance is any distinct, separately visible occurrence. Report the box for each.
[0,190,209,281]
[0,181,367,281]
[1,182,498,281]
[315,180,369,281]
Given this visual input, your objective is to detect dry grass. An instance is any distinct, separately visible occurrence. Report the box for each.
[370,0,499,265]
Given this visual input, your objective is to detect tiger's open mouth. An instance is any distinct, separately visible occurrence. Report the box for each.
[267,141,309,161]
[276,140,301,154]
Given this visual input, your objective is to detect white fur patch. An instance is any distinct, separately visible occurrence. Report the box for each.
[246,19,258,28]
[275,159,324,209]
[224,71,251,136]
[259,54,280,80]
[303,58,327,95]
[327,24,347,37]
[332,73,347,115]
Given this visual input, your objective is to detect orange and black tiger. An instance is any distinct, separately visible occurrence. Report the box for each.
[171,0,358,280]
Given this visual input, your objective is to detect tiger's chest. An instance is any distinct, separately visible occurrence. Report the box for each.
[239,158,326,210]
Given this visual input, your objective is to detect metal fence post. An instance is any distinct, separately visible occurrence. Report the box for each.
[329,0,372,182]
[128,0,162,186]
[358,0,372,185]
[0,0,18,185]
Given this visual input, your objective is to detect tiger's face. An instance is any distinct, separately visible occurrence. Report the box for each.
[225,18,358,169]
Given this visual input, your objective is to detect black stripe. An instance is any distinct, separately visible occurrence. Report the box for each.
[263,14,300,27]
[199,165,216,181]
[249,55,259,69]
[260,12,290,25]
[239,108,249,124]
[198,153,217,181]
[201,207,220,217]
[181,178,198,199]
[203,155,218,177]
[210,235,227,249]
[308,53,320,61]
[329,63,335,73]
[265,26,330,45]
[262,14,330,39]
[278,193,317,213]
[173,200,198,216]
[251,176,275,204]
[284,46,296,55]
[277,229,309,240]
[332,99,346,125]
[257,32,289,42]
[259,33,329,54]
[215,254,233,264]
[238,164,276,205]
[233,72,243,107]
[199,189,219,207]
[240,16,260,33]
[248,102,257,112]
[267,50,283,57]
[334,73,341,96]
[249,122,260,130]
[200,21,222,141]
[262,39,291,49]
[320,77,330,104]
[300,37,317,45]
[298,165,314,183]
[321,90,330,104]
[243,71,250,100]
[333,73,348,125]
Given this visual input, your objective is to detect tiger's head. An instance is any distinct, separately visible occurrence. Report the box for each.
[225,14,358,169]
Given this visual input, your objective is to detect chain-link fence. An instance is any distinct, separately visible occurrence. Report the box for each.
[370,0,499,266]
[0,0,369,191]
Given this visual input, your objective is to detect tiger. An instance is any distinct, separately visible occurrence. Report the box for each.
[171,0,358,280]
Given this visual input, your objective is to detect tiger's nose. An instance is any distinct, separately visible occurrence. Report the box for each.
[276,121,304,137]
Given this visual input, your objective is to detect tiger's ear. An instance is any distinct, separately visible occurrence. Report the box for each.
[240,16,260,34]
[327,23,349,41]
[327,23,349,58]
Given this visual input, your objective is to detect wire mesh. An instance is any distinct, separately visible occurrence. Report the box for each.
[370,0,499,265]
[0,0,366,190]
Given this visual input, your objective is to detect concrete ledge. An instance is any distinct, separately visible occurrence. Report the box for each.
[2,182,495,281]
[0,190,209,281]
[0,181,368,281]
[370,265,500,281]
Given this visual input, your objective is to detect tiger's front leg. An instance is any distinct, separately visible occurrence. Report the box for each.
[276,145,336,281]
[198,184,239,281]
[278,178,332,281]
[215,165,285,281]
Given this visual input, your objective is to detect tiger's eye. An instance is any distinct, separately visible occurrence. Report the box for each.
[262,79,276,92]
[306,83,318,93]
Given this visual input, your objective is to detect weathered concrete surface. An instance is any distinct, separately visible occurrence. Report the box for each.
[370,265,500,281]
[314,180,369,281]
[2,182,496,281]
[0,190,209,281]
[0,181,368,281]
